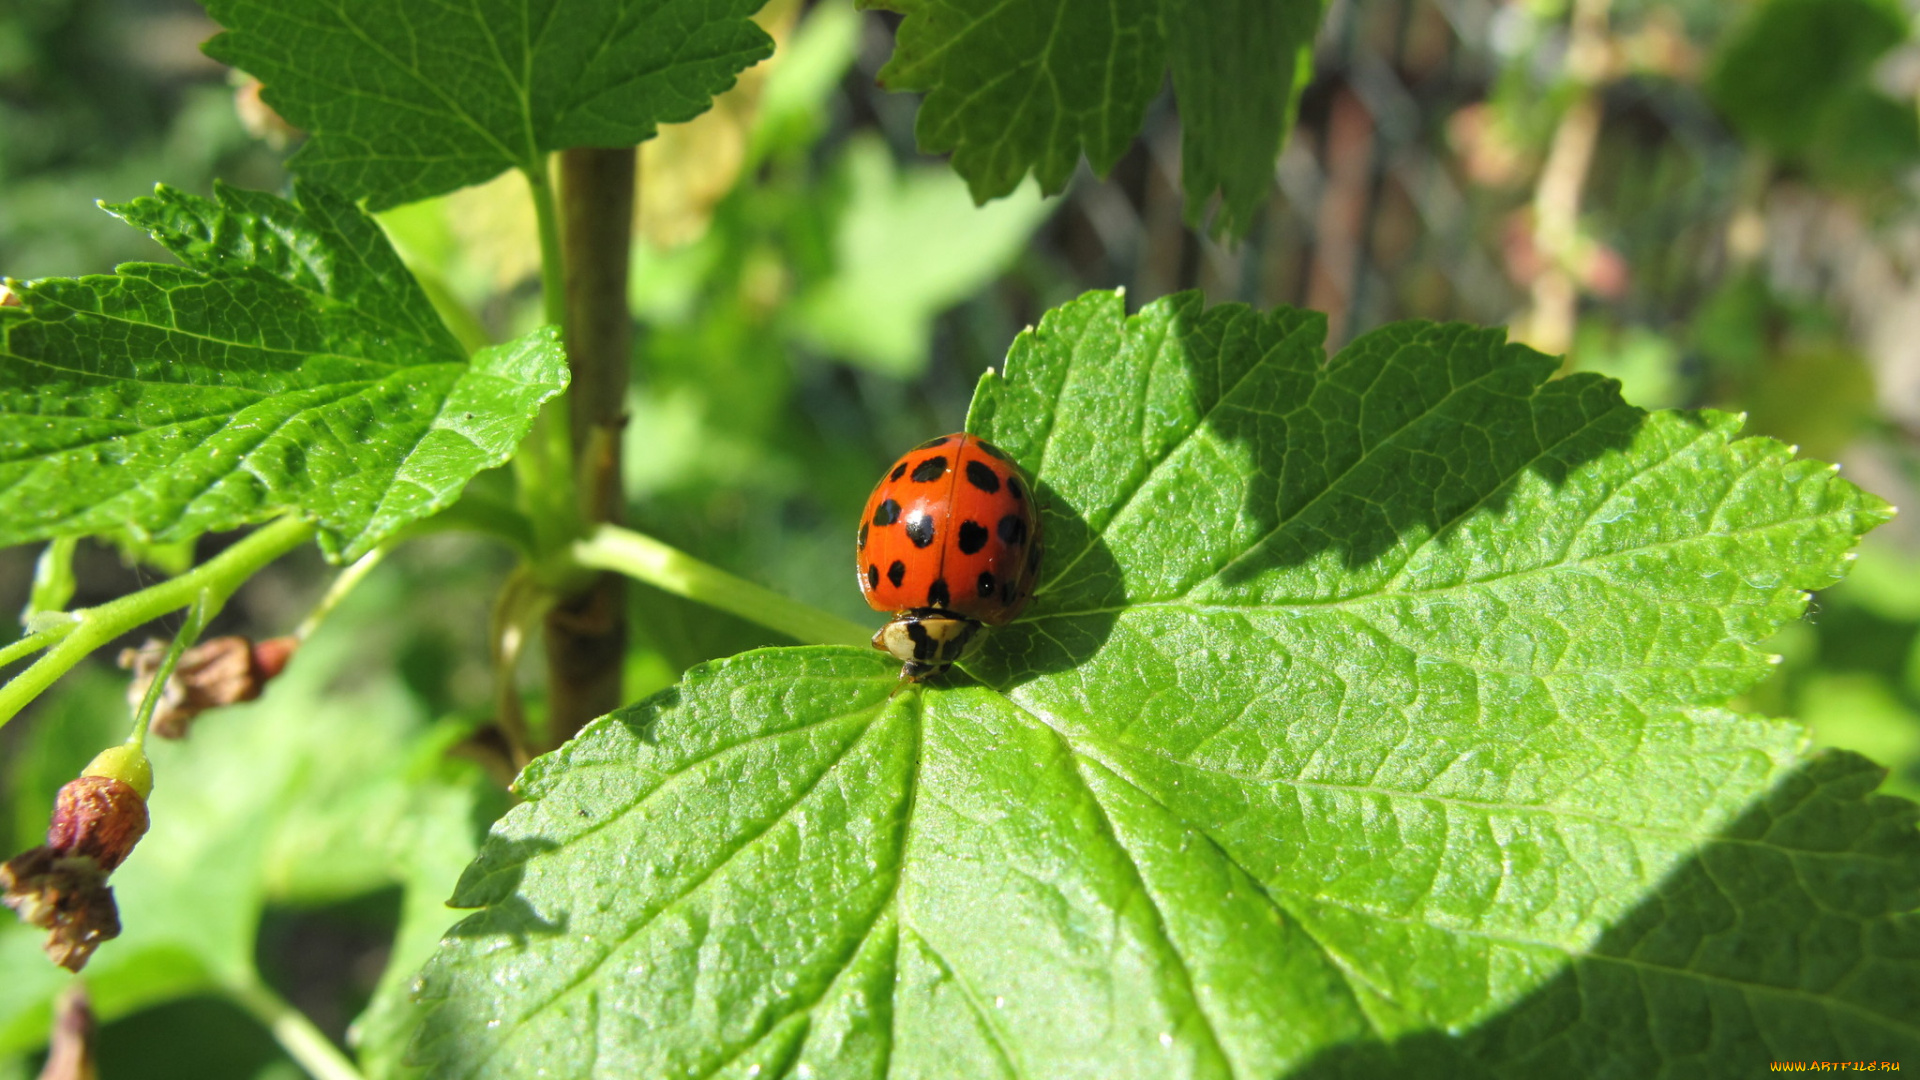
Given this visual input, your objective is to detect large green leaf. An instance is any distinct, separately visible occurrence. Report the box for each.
[414,291,1909,1077]
[0,183,567,562]
[203,0,775,209]
[861,0,1324,237]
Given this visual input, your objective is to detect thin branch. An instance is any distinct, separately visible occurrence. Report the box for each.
[0,517,316,730]
[573,524,872,648]
[125,589,211,752]
[227,980,366,1080]
[542,146,638,744]
[295,546,389,642]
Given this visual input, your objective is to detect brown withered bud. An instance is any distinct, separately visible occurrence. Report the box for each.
[37,984,98,1080]
[120,634,299,739]
[47,776,150,872]
[2,776,148,972]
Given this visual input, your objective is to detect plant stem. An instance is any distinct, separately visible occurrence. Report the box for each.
[125,589,211,752]
[295,546,389,641]
[558,147,636,525]
[527,159,568,332]
[227,980,365,1080]
[518,160,579,560]
[543,146,639,743]
[573,525,872,648]
[0,517,315,730]
[489,567,550,767]
[0,622,69,671]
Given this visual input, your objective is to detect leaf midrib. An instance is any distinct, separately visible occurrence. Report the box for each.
[1035,507,1839,622]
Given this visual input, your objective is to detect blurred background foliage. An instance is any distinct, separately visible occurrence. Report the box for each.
[3,0,1920,1074]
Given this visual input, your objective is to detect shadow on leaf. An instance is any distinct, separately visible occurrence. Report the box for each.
[443,836,566,941]
[969,477,1122,685]
[1282,749,1920,1077]
[1176,306,1646,589]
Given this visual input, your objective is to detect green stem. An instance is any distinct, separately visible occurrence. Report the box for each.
[295,546,388,641]
[0,622,71,671]
[517,160,578,558]
[527,160,567,331]
[572,524,871,648]
[125,589,211,753]
[0,517,315,730]
[227,980,365,1080]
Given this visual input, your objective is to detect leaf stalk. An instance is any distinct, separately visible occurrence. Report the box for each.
[572,524,871,648]
[125,589,212,753]
[227,979,366,1080]
[0,516,315,730]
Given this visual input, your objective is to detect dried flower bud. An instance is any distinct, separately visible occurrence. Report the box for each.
[251,635,299,681]
[0,848,119,971]
[2,775,148,972]
[46,776,149,872]
[37,984,97,1080]
[120,634,298,739]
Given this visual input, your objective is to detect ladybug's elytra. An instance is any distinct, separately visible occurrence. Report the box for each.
[858,433,1042,681]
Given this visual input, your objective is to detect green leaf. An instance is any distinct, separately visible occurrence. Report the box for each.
[0,183,568,562]
[862,0,1324,237]
[790,136,1056,378]
[1163,0,1322,239]
[203,0,776,210]
[415,292,1908,1077]
[1707,0,1909,154]
[350,779,494,1080]
[21,537,77,624]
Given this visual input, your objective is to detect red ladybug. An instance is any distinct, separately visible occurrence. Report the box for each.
[858,433,1042,681]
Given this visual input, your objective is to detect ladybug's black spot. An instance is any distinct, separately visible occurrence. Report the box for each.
[914,435,953,451]
[858,523,868,550]
[1006,475,1024,502]
[957,520,989,555]
[911,456,949,482]
[905,514,936,548]
[998,514,1027,546]
[887,560,907,588]
[890,462,907,482]
[965,460,1000,494]
[872,499,901,526]
[977,572,996,597]
[975,440,1008,461]
[927,578,951,608]
[866,564,879,590]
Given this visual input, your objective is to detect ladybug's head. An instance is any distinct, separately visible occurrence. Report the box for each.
[872,609,983,682]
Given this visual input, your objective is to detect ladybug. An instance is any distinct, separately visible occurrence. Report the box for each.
[858,433,1042,682]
